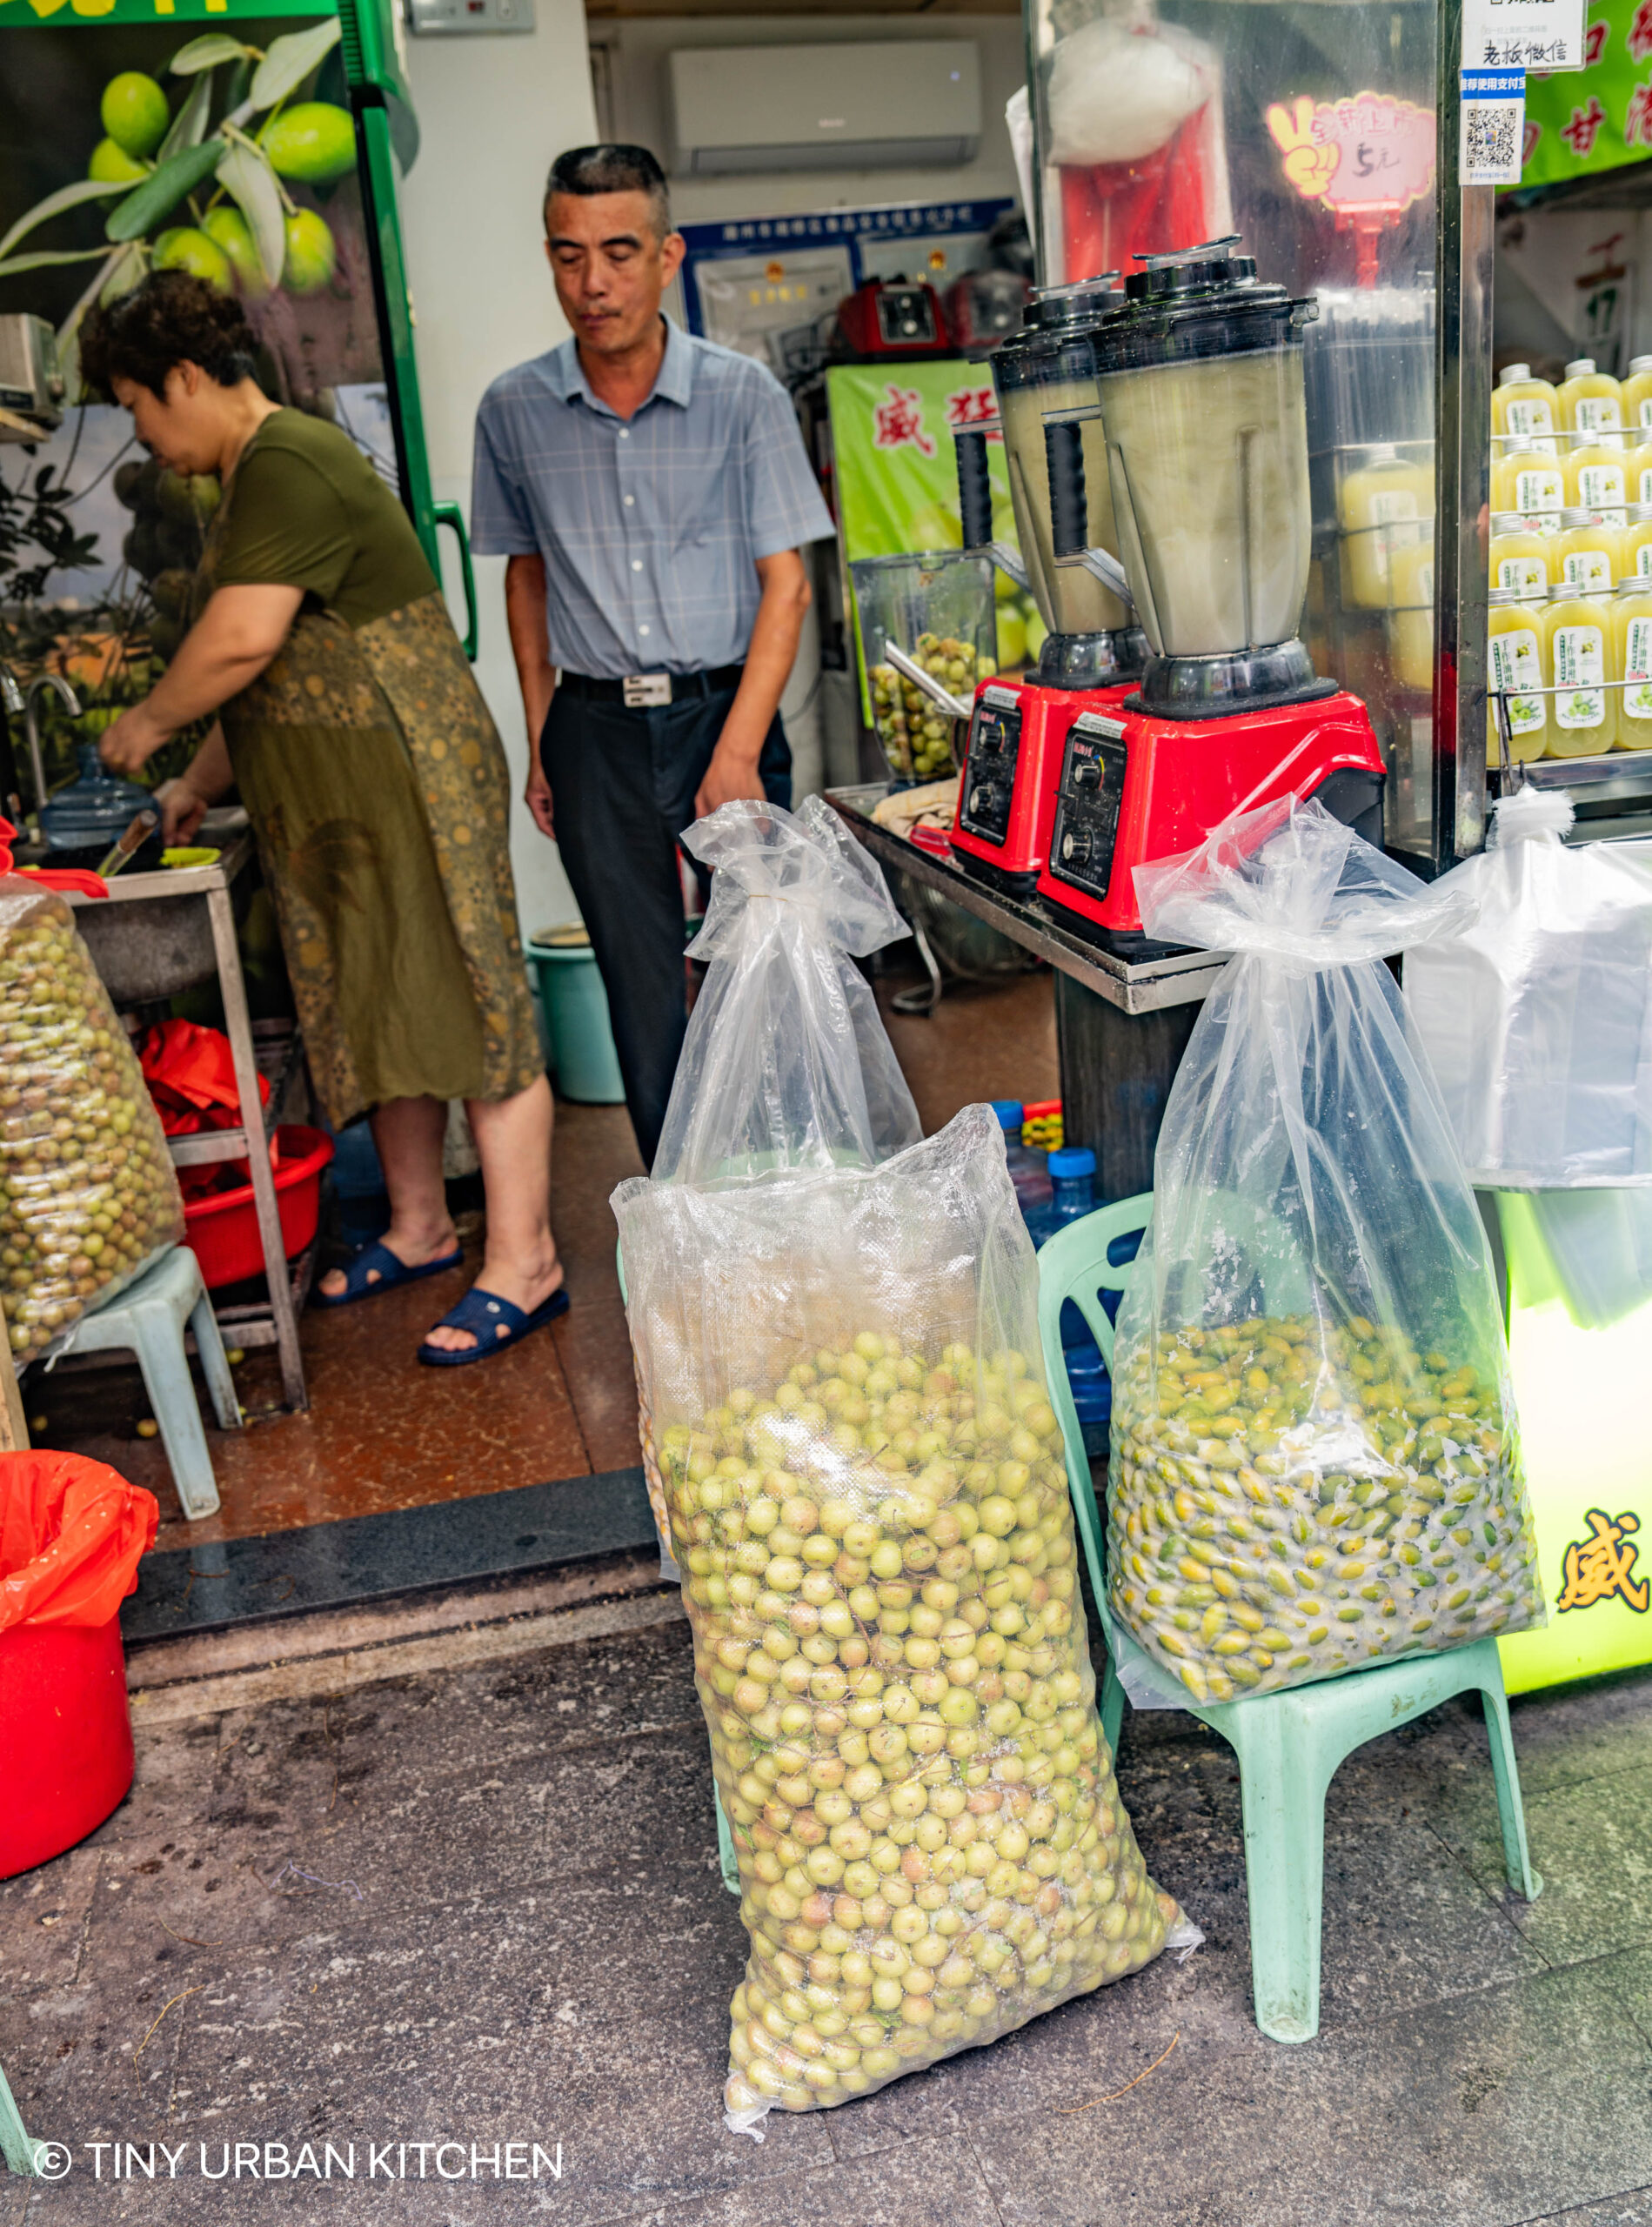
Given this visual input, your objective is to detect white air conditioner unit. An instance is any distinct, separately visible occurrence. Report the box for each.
[667,40,980,177]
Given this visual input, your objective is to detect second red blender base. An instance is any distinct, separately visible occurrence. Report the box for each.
[1036,691,1387,940]
[949,674,1135,892]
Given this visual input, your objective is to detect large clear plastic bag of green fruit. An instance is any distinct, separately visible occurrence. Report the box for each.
[614,800,1194,2135]
[1108,799,1544,1707]
[0,879,184,1361]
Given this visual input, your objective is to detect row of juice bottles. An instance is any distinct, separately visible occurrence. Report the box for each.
[1488,364,1652,760]
[1486,574,1652,761]
[1491,356,1652,457]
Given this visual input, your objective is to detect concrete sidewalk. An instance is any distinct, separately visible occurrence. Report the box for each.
[3,1582,1649,2225]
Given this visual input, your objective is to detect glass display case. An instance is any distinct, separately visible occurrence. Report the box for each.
[1022,0,1490,874]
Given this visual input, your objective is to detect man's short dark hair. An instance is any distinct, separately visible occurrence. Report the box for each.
[545,144,672,242]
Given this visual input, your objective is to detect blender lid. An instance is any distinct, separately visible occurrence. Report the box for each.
[1093,237,1315,372]
[1022,271,1123,331]
[37,742,155,853]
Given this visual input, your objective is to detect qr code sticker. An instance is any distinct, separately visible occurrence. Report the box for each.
[1463,100,1521,184]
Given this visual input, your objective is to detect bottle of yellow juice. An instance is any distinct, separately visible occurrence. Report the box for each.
[1386,537,1434,692]
[1563,437,1629,518]
[1613,578,1652,750]
[1622,354,1652,437]
[1622,503,1652,585]
[1491,439,1566,531]
[1550,507,1622,593]
[1555,358,1625,448]
[1337,444,1435,607]
[1622,438,1652,508]
[1488,511,1549,598]
[1546,582,1619,754]
[1486,588,1550,764]
[1492,363,1560,454]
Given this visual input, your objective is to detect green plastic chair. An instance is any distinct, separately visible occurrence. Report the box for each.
[1037,1194,1543,2044]
[1,2056,38,2177]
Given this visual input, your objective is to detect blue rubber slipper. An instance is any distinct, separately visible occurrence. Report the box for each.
[417,1282,570,1367]
[314,1238,464,1309]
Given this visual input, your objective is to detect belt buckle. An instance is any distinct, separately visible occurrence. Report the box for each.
[622,672,672,709]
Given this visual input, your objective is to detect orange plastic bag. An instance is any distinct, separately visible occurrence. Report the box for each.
[0,1452,158,1635]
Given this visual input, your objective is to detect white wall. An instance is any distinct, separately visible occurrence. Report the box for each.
[592,14,1025,224]
[399,0,599,937]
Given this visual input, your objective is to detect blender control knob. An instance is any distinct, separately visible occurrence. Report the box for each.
[970,785,994,814]
[1061,828,1093,866]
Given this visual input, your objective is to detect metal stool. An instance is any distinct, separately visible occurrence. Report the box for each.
[57,1247,238,1521]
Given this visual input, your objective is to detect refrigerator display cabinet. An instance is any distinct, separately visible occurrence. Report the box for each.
[1022,0,1494,877]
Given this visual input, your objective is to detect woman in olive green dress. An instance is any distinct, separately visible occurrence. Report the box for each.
[87,273,565,1364]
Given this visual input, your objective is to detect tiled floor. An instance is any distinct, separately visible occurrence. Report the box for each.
[26,964,1059,1553]
[2,1591,1647,2225]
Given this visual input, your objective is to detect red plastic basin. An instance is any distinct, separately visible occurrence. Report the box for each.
[184,1123,335,1292]
[0,1615,133,1879]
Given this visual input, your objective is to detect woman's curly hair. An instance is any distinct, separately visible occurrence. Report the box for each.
[80,271,260,399]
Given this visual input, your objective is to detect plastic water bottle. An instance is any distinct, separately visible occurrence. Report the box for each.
[1025,1145,1095,1250]
[990,1099,1053,1215]
[1024,1146,1114,1455]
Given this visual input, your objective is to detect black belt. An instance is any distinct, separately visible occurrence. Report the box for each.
[556,664,745,708]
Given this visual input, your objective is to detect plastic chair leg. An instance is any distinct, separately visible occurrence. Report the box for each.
[715,1789,741,1897]
[187,1275,240,1434]
[1231,1711,1330,2044]
[1100,1652,1125,1761]
[132,1301,221,1522]
[0,2057,36,2177]
[1475,1657,1543,1903]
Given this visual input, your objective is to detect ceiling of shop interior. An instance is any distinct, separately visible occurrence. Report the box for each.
[585,0,1016,17]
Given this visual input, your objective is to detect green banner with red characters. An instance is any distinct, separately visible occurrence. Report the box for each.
[1522,0,1652,187]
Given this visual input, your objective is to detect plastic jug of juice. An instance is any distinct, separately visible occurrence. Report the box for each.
[1556,358,1625,448]
[1551,508,1621,593]
[1488,512,1550,597]
[1491,439,1566,531]
[1622,504,1652,584]
[1487,589,1550,764]
[1386,536,1434,691]
[1337,443,1435,607]
[1563,437,1629,518]
[1493,363,1560,454]
[1612,579,1652,750]
[1546,584,1619,754]
[1622,355,1652,435]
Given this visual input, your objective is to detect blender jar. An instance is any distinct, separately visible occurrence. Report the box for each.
[1089,242,1319,709]
[852,551,996,782]
[993,278,1134,645]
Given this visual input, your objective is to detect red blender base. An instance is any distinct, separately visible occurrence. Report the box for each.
[1035,690,1386,940]
[951,674,1135,892]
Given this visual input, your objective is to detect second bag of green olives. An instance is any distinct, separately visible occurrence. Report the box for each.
[1108,799,1544,1706]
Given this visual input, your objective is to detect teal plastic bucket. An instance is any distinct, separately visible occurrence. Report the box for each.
[527,933,625,1104]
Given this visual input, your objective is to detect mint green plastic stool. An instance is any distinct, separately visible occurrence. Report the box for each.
[1,2054,38,2177]
[1037,1195,1543,2044]
[614,1240,740,1898]
[57,1244,237,1521]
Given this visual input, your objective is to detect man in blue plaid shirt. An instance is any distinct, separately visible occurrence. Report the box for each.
[472,144,834,1168]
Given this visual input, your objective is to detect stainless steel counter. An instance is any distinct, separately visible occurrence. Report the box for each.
[824,785,1226,1016]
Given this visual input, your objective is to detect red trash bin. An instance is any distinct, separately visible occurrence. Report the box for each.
[0,1453,158,1879]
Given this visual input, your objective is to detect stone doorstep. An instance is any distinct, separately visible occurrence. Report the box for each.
[124,1548,685,1726]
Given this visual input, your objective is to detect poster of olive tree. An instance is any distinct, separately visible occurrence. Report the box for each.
[0,15,399,793]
